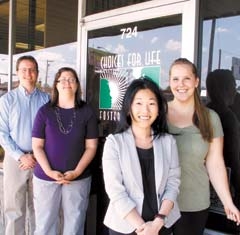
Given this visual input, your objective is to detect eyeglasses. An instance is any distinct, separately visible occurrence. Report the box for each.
[18,68,37,73]
[57,78,76,84]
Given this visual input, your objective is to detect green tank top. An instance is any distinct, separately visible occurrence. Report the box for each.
[168,109,223,211]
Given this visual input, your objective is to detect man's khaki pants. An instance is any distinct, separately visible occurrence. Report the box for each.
[3,154,35,235]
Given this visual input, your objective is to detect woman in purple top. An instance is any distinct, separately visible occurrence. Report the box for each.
[32,67,98,235]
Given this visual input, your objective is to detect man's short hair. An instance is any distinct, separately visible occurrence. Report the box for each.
[16,55,39,72]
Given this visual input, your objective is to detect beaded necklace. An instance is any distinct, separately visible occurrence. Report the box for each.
[55,107,76,134]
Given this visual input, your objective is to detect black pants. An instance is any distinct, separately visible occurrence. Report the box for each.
[172,209,209,235]
[109,226,172,235]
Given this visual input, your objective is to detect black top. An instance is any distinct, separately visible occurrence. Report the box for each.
[137,147,158,221]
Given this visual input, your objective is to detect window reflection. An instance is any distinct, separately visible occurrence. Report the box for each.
[200,0,240,94]
[201,1,240,233]
[87,16,182,136]
[0,42,77,96]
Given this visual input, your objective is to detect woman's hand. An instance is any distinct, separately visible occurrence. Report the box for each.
[54,170,79,185]
[63,170,79,181]
[224,204,240,225]
[136,219,163,235]
[46,169,79,184]
[46,170,64,181]
[47,170,71,184]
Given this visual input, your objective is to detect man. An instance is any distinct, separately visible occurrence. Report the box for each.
[0,55,49,235]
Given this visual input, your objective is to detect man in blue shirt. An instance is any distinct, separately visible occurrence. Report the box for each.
[0,55,49,235]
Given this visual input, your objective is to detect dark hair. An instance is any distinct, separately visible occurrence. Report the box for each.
[169,58,213,142]
[16,55,39,72]
[117,77,168,138]
[206,69,236,114]
[51,67,84,108]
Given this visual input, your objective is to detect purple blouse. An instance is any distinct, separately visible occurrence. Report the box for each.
[32,102,98,181]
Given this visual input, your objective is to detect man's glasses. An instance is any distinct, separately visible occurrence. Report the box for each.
[18,68,37,73]
[57,78,76,84]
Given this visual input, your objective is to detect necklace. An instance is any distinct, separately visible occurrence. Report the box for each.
[55,107,76,134]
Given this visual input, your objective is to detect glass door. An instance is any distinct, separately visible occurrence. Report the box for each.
[82,0,198,137]
[80,2,199,234]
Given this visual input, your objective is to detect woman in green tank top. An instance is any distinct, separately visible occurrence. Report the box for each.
[167,58,240,235]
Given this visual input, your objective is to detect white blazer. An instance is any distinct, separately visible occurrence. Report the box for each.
[102,128,181,233]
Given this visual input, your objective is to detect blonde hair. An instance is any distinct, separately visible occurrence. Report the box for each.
[170,58,213,142]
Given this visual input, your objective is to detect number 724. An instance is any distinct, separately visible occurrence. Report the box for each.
[120,26,138,39]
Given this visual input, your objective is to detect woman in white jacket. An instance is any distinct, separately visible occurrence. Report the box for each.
[102,77,181,235]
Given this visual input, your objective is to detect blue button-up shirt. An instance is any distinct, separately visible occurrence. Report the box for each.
[0,85,49,161]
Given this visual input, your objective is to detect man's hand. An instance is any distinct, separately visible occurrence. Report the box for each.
[18,153,36,170]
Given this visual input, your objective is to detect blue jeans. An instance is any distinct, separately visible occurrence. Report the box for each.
[33,176,91,235]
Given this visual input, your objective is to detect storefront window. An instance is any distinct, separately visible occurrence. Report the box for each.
[0,42,77,96]
[200,1,240,234]
[0,0,78,54]
[0,1,9,55]
[86,0,150,15]
[0,0,78,94]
